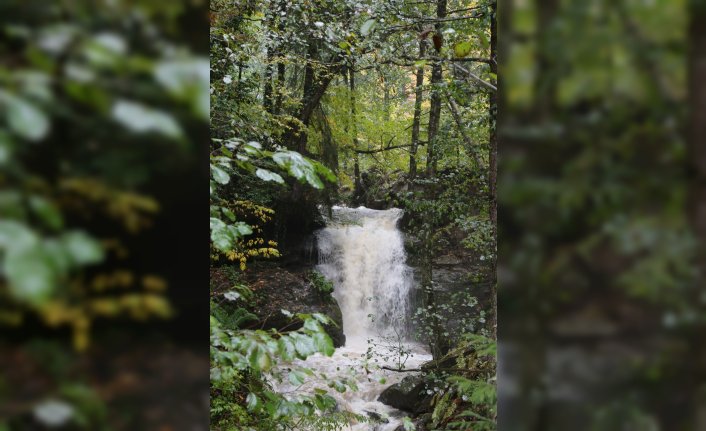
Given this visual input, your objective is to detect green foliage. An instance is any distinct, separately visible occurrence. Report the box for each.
[211,0,497,428]
[209,131,344,429]
[308,270,334,295]
[209,138,334,254]
[429,335,497,431]
[211,300,258,330]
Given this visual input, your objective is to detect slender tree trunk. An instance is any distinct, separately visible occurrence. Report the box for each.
[688,0,706,428]
[273,0,286,115]
[426,0,447,176]
[263,43,274,112]
[488,0,498,342]
[383,72,391,121]
[410,40,426,180]
[349,65,363,203]
[283,42,340,152]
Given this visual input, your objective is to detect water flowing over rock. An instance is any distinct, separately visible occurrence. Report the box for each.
[271,206,432,431]
[316,206,414,347]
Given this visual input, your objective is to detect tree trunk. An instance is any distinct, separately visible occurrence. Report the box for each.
[283,42,340,152]
[426,0,447,176]
[410,40,426,181]
[688,1,706,429]
[273,0,286,115]
[488,0,498,341]
[263,61,274,112]
[349,65,363,203]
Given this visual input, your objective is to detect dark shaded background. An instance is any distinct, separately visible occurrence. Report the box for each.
[498,0,706,430]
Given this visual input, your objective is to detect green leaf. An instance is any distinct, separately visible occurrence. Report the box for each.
[221,207,236,222]
[289,370,306,386]
[4,245,56,306]
[246,393,259,410]
[210,218,233,251]
[0,220,38,250]
[255,168,284,184]
[291,332,317,358]
[277,337,297,361]
[312,332,334,356]
[402,416,416,431]
[361,19,377,36]
[61,231,104,265]
[111,100,184,139]
[453,41,473,58]
[234,222,253,236]
[2,92,50,142]
[29,196,64,230]
[153,58,209,121]
[211,164,230,185]
[329,380,346,393]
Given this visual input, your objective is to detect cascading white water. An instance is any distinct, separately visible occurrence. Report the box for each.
[272,206,431,430]
[316,206,413,347]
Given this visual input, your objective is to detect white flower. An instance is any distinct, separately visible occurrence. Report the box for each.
[223,75,233,84]
[314,21,324,28]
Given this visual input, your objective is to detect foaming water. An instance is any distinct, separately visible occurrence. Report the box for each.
[317,206,414,347]
[272,206,431,430]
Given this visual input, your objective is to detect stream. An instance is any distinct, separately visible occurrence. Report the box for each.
[273,206,431,430]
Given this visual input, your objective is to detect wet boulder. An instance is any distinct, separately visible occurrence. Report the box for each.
[378,375,433,414]
[243,265,346,347]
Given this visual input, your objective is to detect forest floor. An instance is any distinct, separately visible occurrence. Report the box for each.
[0,334,208,431]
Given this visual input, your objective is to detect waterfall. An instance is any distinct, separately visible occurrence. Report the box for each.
[271,206,431,431]
[316,206,413,348]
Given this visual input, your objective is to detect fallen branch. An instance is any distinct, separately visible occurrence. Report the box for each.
[381,366,492,374]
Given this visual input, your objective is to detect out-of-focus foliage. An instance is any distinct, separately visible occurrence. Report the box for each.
[498,0,706,429]
[0,0,208,429]
[0,0,207,351]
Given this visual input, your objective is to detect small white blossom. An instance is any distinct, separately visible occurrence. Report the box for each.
[314,21,324,28]
[223,75,233,84]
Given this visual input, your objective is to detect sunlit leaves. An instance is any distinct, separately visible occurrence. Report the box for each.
[211,164,230,185]
[111,100,183,139]
[402,417,416,431]
[0,220,104,306]
[83,32,127,67]
[0,90,50,141]
[154,58,210,120]
[361,19,377,36]
[255,168,285,184]
[61,231,104,265]
[210,218,252,251]
[246,393,260,410]
[5,245,56,306]
[271,150,335,189]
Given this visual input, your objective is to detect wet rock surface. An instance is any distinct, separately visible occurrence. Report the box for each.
[244,265,346,347]
[378,375,433,414]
